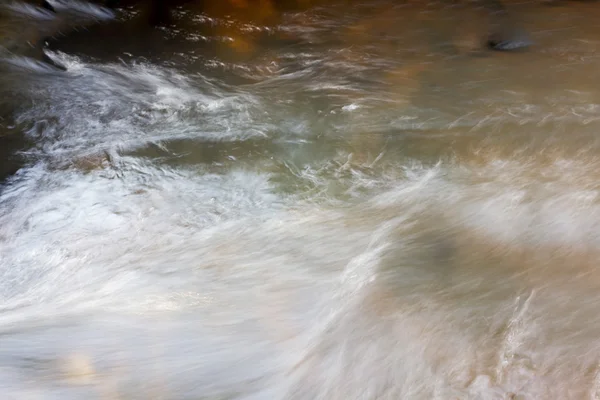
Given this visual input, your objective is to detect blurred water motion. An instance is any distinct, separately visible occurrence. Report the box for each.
[2,0,600,399]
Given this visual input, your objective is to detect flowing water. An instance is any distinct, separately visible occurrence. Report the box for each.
[2,0,600,398]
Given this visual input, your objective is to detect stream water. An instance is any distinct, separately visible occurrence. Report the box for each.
[2,1,600,399]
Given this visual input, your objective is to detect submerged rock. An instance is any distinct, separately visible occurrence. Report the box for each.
[483,0,533,51]
[487,36,533,51]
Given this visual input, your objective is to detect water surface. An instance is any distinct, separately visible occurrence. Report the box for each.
[1,1,600,399]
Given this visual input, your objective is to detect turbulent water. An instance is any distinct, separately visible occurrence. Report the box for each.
[2,0,600,399]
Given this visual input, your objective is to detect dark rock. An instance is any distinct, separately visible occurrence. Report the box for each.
[487,36,533,51]
[41,1,56,13]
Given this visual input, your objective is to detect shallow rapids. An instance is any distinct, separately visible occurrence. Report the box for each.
[2,1,600,399]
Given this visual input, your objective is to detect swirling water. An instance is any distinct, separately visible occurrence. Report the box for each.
[2,1,600,399]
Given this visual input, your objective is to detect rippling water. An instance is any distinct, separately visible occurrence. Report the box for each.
[2,1,600,399]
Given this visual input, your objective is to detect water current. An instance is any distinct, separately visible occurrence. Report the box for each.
[1,0,600,398]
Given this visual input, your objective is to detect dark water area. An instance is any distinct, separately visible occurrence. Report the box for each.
[2,0,600,399]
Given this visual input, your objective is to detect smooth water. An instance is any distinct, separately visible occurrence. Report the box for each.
[2,1,600,399]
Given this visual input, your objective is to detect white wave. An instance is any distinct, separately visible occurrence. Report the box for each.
[0,53,64,73]
[3,2,56,20]
[46,0,115,21]
[14,60,270,159]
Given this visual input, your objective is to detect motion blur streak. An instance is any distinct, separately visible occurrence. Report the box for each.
[1,0,600,399]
